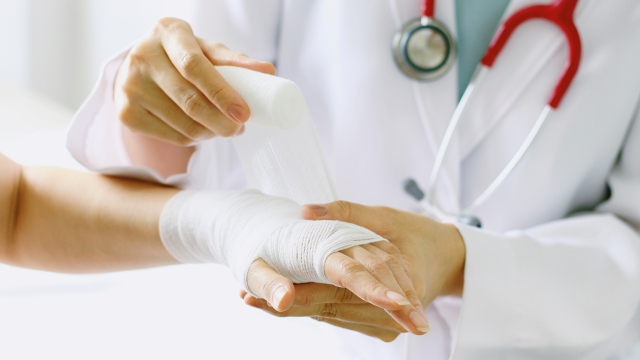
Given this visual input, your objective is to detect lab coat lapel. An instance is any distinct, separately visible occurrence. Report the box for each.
[456,0,595,161]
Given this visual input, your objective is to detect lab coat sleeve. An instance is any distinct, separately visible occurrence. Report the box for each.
[66,0,282,188]
[66,48,131,171]
[452,108,640,357]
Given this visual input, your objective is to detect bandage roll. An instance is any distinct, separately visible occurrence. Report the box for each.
[216,66,303,129]
[217,66,337,205]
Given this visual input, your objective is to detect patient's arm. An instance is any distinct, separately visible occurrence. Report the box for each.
[0,153,179,272]
[0,153,427,334]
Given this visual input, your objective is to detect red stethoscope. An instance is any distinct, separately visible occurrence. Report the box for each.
[396,0,583,227]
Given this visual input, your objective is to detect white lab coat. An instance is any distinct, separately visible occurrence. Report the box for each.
[67,0,640,358]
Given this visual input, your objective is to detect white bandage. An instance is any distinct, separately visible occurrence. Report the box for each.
[160,190,384,290]
[160,67,384,293]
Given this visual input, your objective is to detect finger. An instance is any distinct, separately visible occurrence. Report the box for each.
[138,82,219,141]
[158,19,250,124]
[117,102,194,146]
[302,201,396,238]
[197,38,276,75]
[149,54,243,137]
[340,245,407,297]
[364,242,422,309]
[311,317,402,343]
[338,246,430,335]
[324,251,408,311]
[244,296,406,333]
[290,283,366,306]
[246,258,295,312]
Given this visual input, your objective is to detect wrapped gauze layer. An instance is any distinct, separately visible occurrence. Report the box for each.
[160,67,384,294]
[217,66,337,205]
[161,190,384,288]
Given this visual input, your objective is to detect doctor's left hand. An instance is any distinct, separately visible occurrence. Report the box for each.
[242,201,466,342]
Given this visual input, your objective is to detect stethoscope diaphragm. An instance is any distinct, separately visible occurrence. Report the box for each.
[392,17,456,81]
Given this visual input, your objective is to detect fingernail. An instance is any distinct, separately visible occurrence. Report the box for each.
[410,311,431,333]
[386,291,411,306]
[272,286,288,309]
[229,104,249,123]
[307,204,328,217]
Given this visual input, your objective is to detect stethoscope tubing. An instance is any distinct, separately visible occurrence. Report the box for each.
[419,0,582,223]
[427,65,555,218]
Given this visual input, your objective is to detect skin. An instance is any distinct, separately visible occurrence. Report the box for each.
[242,201,466,342]
[115,17,275,178]
[0,153,429,334]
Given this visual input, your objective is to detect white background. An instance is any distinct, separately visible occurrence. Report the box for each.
[0,0,163,111]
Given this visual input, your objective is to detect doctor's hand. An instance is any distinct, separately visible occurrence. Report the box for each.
[243,240,432,336]
[243,201,466,342]
[114,18,275,175]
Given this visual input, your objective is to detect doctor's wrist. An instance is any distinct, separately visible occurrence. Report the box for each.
[438,223,466,297]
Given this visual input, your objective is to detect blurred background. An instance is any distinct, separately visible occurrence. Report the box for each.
[0,0,162,111]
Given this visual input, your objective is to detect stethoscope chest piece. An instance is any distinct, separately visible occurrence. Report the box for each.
[392,17,456,81]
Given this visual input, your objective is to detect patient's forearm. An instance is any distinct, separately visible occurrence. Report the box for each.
[1,158,179,273]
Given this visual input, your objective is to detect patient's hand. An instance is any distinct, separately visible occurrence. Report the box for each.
[244,240,430,336]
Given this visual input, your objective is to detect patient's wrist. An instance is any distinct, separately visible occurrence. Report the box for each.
[122,126,194,178]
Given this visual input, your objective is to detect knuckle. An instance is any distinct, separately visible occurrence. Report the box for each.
[119,74,144,97]
[378,241,401,256]
[207,82,228,105]
[178,51,205,78]
[183,122,208,140]
[379,253,399,266]
[258,277,280,300]
[319,304,339,318]
[335,288,356,303]
[404,289,419,302]
[334,201,353,220]
[117,104,138,128]
[365,258,390,276]
[155,17,187,32]
[298,292,316,307]
[125,46,147,71]
[181,91,208,118]
[339,260,366,278]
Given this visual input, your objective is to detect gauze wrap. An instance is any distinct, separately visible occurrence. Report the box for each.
[159,67,384,293]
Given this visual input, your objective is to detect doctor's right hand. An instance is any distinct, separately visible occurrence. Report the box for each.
[114,17,276,146]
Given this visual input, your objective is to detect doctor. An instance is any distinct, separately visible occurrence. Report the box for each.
[67,0,640,358]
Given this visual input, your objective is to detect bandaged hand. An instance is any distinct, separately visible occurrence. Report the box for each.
[244,201,466,342]
[160,190,430,334]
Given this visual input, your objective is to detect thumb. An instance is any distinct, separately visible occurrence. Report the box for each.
[302,201,390,237]
[246,258,295,311]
